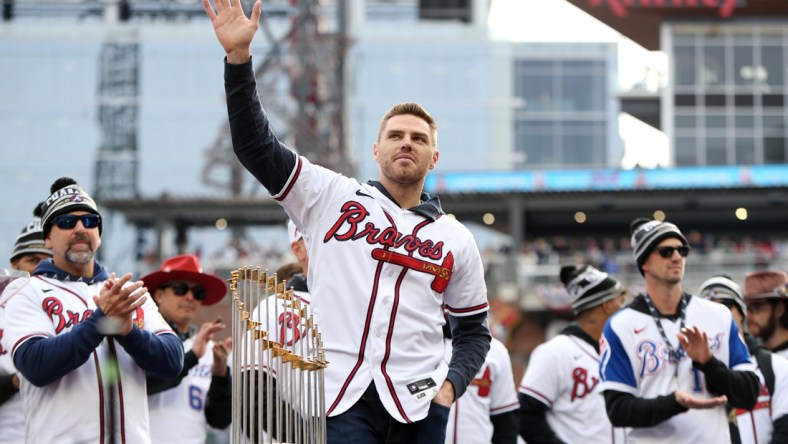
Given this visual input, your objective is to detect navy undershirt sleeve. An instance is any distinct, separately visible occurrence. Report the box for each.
[13,308,107,387]
[225,58,297,195]
[446,312,491,400]
[115,326,183,379]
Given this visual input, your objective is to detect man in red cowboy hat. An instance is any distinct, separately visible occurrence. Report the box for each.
[142,254,233,444]
[744,270,788,360]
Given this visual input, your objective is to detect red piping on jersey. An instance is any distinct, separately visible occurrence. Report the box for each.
[107,339,127,444]
[445,302,489,314]
[380,263,411,422]
[490,400,520,414]
[37,276,91,308]
[11,333,48,356]
[566,334,601,362]
[274,156,303,202]
[379,217,432,423]
[326,254,385,415]
[520,387,553,407]
[94,351,105,443]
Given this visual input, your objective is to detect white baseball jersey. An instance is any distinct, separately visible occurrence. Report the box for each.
[445,338,519,444]
[3,275,176,444]
[775,348,788,360]
[600,295,754,444]
[248,289,312,375]
[736,351,788,444]
[0,277,29,444]
[148,335,216,444]
[520,327,626,444]
[278,156,489,423]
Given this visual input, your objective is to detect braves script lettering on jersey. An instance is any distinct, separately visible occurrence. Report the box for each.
[149,335,219,444]
[520,327,626,444]
[736,351,788,444]
[278,156,489,423]
[445,338,519,444]
[3,276,176,444]
[600,296,754,444]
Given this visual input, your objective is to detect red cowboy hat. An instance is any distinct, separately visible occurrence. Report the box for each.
[141,254,227,306]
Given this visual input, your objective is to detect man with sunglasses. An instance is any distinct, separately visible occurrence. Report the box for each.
[743,270,788,360]
[599,217,758,443]
[202,2,491,442]
[0,177,184,444]
[700,274,788,444]
[142,254,232,444]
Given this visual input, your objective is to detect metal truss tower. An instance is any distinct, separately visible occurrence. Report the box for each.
[5,0,352,200]
[202,0,353,197]
[94,31,141,201]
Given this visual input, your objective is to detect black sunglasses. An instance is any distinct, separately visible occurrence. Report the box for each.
[53,214,101,230]
[161,281,207,301]
[655,245,690,258]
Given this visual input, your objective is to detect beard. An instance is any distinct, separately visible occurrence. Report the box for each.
[66,234,94,265]
[66,247,94,265]
[756,314,777,343]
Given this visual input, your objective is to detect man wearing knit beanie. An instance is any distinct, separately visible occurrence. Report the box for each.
[1,177,183,443]
[519,264,627,444]
[9,202,52,274]
[0,202,52,443]
[700,275,788,444]
[599,217,758,443]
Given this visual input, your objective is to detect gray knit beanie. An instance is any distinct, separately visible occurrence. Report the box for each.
[630,217,688,276]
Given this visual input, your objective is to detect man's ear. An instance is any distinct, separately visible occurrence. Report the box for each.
[373,143,380,163]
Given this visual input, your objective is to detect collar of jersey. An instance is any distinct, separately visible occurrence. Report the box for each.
[366,180,443,221]
[32,258,110,285]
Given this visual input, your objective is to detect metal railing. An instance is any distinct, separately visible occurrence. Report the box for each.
[485,250,788,311]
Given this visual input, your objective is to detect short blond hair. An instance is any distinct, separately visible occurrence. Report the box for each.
[377,102,437,147]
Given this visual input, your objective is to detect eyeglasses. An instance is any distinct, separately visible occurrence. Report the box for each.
[746,300,773,314]
[655,245,690,258]
[53,214,101,230]
[162,282,207,301]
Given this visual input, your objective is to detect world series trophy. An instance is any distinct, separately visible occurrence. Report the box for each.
[229,267,327,444]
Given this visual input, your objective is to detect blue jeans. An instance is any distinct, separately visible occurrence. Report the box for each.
[326,382,450,444]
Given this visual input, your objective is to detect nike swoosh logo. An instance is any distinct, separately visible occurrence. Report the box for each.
[42,289,54,293]
[355,189,373,198]
[634,326,647,334]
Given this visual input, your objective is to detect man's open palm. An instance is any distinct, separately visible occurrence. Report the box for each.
[202,0,261,63]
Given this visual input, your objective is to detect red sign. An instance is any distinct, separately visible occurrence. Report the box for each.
[589,0,740,18]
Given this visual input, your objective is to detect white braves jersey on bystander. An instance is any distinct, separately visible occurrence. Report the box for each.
[600,295,754,444]
[736,352,788,444]
[279,156,489,423]
[148,335,218,444]
[445,338,519,444]
[3,275,175,444]
[520,329,626,444]
[0,279,29,444]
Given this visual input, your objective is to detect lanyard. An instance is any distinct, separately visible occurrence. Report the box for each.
[643,292,688,379]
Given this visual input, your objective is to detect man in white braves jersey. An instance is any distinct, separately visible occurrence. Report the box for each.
[202,1,491,442]
[599,217,758,444]
[742,270,788,360]
[519,264,627,444]
[1,177,183,444]
[143,254,232,443]
[699,275,788,444]
[0,203,52,444]
[444,332,519,444]
[245,221,313,443]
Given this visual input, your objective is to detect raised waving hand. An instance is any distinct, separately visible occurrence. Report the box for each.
[202,0,262,64]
